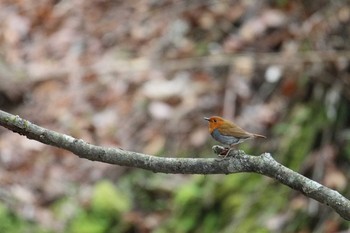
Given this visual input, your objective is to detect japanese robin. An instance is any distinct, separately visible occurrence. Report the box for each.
[204,116,266,157]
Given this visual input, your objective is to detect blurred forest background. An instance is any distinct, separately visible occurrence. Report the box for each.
[0,0,350,232]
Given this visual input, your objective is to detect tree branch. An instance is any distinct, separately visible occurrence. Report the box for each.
[0,109,349,220]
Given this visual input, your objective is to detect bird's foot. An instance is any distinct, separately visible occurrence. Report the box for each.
[212,145,227,155]
[212,145,245,160]
[218,149,246,160]
[212,146,229,161]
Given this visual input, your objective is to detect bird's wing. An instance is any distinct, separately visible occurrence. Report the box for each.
[218,122,251,138]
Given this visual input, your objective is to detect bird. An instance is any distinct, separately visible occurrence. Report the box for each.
[204,116,266,157]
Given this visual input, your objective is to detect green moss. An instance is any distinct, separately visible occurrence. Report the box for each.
[174,182,202,207]
[67,180,132,233]
[0,202,52,233]
[200,212,219,233]
[276,101,329,170]
[68,210,110,233]
[91,180,131,215]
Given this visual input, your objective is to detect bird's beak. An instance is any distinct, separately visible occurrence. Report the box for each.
[204,117,210,121]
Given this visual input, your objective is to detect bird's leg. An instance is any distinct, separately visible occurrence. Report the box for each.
[212,145,227,155]
[215,149,235,161]
[222,144,238,158]
[212,146,229,161]
[222,145,246,158]
[212,145,245,160]
[222,148,234,158]
[214,147,235,160]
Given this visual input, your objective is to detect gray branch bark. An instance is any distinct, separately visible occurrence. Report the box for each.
[0,109,349,220]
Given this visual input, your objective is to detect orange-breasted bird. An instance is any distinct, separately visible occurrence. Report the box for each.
[204,116,266,157]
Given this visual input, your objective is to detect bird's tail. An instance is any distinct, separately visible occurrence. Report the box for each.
[252,133,266,139]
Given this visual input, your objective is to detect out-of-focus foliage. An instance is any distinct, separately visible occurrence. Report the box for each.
[91,180,131,215]
[0,202,52,233]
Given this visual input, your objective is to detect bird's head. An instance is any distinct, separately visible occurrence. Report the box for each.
[204,116,225,133]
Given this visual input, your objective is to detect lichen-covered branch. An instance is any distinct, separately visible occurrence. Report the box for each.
[0,109,349,220]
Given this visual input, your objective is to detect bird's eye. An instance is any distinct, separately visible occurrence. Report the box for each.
[213,119,217,123]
